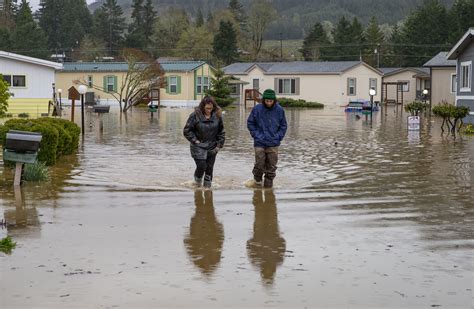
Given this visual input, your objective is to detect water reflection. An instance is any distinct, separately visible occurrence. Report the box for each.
[184,190,224,277]
[2,186,41,237]
[247,189,286,286]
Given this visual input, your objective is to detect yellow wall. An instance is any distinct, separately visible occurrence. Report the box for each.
[55,64,214,103]
[6,99,50,117]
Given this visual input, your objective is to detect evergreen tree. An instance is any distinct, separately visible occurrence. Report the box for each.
[143,0,156,41]
[228,0,246,28]
[196,8,204,27]
[39,0,92,52]
[126,0,146,49]
[0,0,18,29]
[332,16,352,60]
[206,68,234,108]
[212,20,238,65]
[93,0,126,55]
[300,22,330,61]
[363,16,385,67]
[12,0,49,58]
[449,0,474,43]
[350,17,365,60]
[400,0,450,67]
[151,8,188,57]
[384,24,403,67]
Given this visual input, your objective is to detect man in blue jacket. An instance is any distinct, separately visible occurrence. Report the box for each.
[247,89,288,188]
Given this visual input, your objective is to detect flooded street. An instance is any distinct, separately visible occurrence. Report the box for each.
[1,105,473,308]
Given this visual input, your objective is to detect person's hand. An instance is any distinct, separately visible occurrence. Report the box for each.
[210,147,219,155]
[194,140,201,144]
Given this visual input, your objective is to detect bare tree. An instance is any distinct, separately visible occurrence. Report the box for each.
[75,49,166,113]
[247,0,277,60]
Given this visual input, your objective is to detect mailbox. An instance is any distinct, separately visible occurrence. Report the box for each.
[5,130,42,153]
[92,105,110,113]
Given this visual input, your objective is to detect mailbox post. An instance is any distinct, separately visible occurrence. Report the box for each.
[68,86,80,122]
[3,130,42,186]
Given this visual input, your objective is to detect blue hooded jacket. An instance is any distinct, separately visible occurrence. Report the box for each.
[247,102,288,147]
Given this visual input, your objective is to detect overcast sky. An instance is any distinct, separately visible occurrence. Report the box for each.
[29,0,96,11]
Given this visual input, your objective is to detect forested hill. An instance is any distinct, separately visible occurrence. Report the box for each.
[89,0,455,38]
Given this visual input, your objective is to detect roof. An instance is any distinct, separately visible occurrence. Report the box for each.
[223,61,382,75]
[447,28,474,60]
[380,67,430,77]
[0,51,63,70]
[61,61,207,72]
[423,52,456,67]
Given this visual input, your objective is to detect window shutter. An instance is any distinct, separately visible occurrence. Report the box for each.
[103,76,107,92]
[177,76,181,94]
[295,78,300,95]
[346,78,350,95]
[113,76,118,92]
[354,78,357,95]
[166,76,170,94]
[274,78,279,93]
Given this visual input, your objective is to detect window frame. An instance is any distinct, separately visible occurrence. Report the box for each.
[11,75,26,88]
[397,80,409,92]
[106,76,115,92]
[450,73,457,93]
[277,78,296,95]
[87,75,93,88]
[347,77,356,96]
[169,76,178,94]
[196,76,210,94]
[460,61,472,92]
[369,78,377,93]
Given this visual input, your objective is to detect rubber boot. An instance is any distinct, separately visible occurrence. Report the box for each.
[194,176,203,187]
[263,178,273,188]
[203,175,212,188]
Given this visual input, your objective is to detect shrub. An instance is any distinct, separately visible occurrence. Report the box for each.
[0,118,80,166]
[0,236,16,254]
[462,124,474,135]
[404,100,428,116]
[23,162,49,182]
[18,113,29,118]
[278,97,324,108]
[433,102,471,134]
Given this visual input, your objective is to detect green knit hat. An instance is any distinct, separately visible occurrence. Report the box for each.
[262,89,276,101]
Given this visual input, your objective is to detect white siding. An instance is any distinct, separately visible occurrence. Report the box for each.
[0,58,56,99]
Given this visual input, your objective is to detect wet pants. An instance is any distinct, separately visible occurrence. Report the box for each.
[252,147,279,184]
[194,151,217,184]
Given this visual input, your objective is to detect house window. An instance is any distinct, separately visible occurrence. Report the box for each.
[278,78,296,94]
[169,76,178,93]
[252,78,259,90]
[87,75,93,88]
[451,74,457,93]
[347,78,356,96]
[397,80,409,92]
[369,78,377,92]
[230,85,238,95]
[12,75,26,87]
[2,74,11,86]
[106,76,115,92]
[460,61,472,92]
[196,76,209,94]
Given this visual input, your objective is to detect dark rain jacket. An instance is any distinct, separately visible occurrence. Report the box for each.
[247,102,287,147]
[183,108,225,160]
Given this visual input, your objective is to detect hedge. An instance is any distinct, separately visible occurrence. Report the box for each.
[0,118,80,166]
[278,98,324,108]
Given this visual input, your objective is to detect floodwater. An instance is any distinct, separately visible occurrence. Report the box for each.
[0,105,473,308]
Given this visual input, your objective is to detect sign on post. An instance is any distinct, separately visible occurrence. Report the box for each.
[408,116,420,131]
[69,86,80,122]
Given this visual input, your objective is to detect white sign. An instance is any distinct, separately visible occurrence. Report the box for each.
[408,116,420,131]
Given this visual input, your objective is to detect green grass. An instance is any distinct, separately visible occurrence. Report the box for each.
[0,236,16,254]
[23,162,49,182]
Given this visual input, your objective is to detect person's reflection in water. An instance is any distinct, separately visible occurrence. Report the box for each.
[247,189,286,285]
[184,190,224,277]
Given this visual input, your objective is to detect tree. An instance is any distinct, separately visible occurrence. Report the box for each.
[228,0,246,28]
[151,8,189,57]
[332,16,353,60]
[206,68,234,108]
[39,0,92,52]
[126,0,146,49]
[0,0,17,29]
[195,8,204,27]
[300,22,330,61]
[74,35,108,61]
[449,0,474,43]
[142,0,156,42]
[76,49,166,113]
[363,16,385,67]
[0,75,11,117]
[11,0,49,59]
[175,26,213,60]
[247,0,277,60]
[213,20,238,65]
[93,0,126,56]
[349,17,365,60]
[399,0,450,66]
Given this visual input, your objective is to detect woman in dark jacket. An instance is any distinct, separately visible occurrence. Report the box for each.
[183,96,225,188]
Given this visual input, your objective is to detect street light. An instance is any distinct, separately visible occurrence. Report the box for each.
[369,88,376,124]
[423,89,430,115]
[57,88,62,111]
[78,85,87,135]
